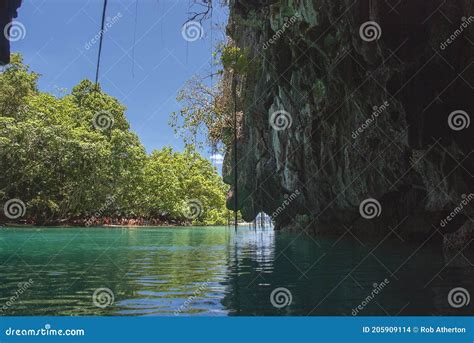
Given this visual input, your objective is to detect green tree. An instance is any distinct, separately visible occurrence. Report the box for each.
[0,53,228,226]
[144,146,228,225]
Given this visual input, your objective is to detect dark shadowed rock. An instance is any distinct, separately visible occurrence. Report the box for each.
[223,0,473,244]
[0,0,22,65]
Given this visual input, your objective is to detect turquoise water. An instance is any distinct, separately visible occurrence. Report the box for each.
[0,226,472,316]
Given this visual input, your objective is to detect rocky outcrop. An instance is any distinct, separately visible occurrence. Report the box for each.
[223,0,473,241]
[0,0,22,65]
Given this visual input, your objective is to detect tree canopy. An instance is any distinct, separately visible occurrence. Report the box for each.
[0,54,228,226]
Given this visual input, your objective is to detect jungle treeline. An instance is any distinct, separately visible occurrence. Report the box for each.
[0,54,228,226]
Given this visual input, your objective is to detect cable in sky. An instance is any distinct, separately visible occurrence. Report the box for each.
[95,0,108,85]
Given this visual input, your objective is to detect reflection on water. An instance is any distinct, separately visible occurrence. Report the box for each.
[0,226,472,316]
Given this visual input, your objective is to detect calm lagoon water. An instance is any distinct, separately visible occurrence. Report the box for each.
[0,226,472,316]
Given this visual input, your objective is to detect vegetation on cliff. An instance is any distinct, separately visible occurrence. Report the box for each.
[170,41,251,151]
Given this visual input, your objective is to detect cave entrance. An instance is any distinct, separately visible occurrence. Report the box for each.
[250,212,274,229]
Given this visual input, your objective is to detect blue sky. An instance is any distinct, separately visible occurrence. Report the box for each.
[11,0,227,163]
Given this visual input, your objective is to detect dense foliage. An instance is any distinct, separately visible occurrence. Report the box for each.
[0,54,228,226]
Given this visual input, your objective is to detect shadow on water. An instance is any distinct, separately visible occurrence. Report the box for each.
[0,226,472,316]
[222,226,474,316]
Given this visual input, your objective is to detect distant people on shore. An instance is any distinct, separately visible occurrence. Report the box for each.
[84,216,171,227]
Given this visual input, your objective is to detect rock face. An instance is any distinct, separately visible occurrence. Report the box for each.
[0,0,22,65]
[223,0,473,241]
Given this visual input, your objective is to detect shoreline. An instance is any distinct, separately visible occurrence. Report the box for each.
[0,223,247,229]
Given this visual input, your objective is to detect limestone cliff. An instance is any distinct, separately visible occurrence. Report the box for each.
[223,0,473,242]
[0,0,22,65]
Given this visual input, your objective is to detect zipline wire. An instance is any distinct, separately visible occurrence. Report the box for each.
[232,30,238,233]
[95,0,108,85]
